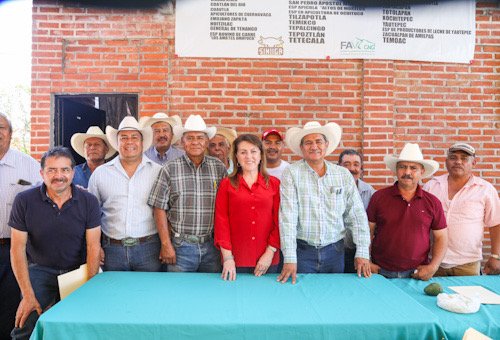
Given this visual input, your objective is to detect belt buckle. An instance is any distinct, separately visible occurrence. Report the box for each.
[121,237,138,247]
[186,235,199,243]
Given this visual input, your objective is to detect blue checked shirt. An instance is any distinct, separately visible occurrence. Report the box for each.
[148,155,227,236]
[279,160,370,263]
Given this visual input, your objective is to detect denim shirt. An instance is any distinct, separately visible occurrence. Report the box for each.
[73,163,92,188]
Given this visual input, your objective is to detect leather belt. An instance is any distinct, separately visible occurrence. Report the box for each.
[0,238,11,245]
[104,235,156,247]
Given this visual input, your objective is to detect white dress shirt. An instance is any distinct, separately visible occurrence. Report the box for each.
[88,156,161,239]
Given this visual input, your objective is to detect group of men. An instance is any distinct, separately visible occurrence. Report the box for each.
[1,111,499,339]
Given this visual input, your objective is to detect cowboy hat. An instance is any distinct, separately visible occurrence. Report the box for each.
[384,143,439,178]
[139,112,182,144]
[70,126,116,160]
[212,127,237,145]
[105,116,153,152]
[285,121,342,156]
[173,115,216,140]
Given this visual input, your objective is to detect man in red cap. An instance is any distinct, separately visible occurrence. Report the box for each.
[262,129,289,180]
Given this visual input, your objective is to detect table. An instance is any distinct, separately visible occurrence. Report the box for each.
[391,276,500,340]
[31,272,445,340]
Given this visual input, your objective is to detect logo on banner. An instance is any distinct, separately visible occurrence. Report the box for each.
[340,38,375,54]
[258,36,284,56]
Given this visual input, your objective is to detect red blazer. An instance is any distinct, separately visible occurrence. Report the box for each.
[215,174,280,267]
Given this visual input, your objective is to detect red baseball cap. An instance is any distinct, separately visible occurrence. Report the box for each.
[261,129,283,141]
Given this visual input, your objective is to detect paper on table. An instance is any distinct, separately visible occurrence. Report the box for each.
[449,286,500,305]
[462,327,492,340]
[57,264,88,300]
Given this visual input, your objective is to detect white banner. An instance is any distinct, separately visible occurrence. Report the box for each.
[175,0,475,63]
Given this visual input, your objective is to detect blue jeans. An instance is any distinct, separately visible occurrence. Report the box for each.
[102,234,161,272]
[11,263,71,340]
[0,242,20,339]
[167,237,221,273]
[296,239,345,274]
[236,265,278,274]
[344,246,356,273]
[379,268,415,278]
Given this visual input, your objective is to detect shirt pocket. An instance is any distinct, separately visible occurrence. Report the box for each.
[6,183,31,221]
[457,200,484,223]
[325,186,346,218]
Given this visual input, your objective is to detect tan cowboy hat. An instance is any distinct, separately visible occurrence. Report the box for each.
[285,121,342,156]
[105,116,153,152]
[384,143,439,178]
[173,115,216,140]
[70,126,116,160]
[213,127,237,145]
[139,112,182,144]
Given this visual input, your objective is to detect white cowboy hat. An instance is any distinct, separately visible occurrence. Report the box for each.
[384,143,439,178]
[138,112,182,130]
[285,121,342,156]
[212,127,237,145]
[173,115,216,140]
[139,112,182,144]
[105,116,153,152]
[70,126,116,160]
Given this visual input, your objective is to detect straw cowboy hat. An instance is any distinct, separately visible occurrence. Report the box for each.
[173,115,216,140]
[139,112,183,144]
[384,143,439,178]
[285,121,342,156]
[70,126,116,159]
[213,127,237,145]
[105,116,153,151]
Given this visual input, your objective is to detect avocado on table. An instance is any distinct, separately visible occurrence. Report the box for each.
[424,283,443,296]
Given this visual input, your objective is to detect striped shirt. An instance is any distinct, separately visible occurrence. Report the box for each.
[148,155,227,236]
[1,148,41,238]
[279,160,370,263]
[88,156,161,239]
[344,179,376,249]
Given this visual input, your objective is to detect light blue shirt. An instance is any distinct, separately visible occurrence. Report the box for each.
[0,149,41,237]
[88,156,161,239]
[144,145,184,166]
[73,162,92,188]
[279,160,370,263]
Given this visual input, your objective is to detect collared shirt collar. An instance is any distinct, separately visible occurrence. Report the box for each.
[0,148,15,167]
[357,179,371,193]
[391,181,423,198]
[303,159,334,176]
[183,153,209,168]
[437,173,481,188]
[39,183,79,203]
[237,173,267,190]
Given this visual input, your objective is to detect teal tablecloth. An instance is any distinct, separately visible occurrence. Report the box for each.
[31,272,445,340]
[391,275,500,340]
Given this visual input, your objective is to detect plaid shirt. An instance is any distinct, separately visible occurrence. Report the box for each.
[148,155,227,236]
[279,160,371,263]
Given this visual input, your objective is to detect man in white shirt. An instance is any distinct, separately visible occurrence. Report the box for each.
[262,129,289,180]
[0,112,41,339]
[88,116,162,271]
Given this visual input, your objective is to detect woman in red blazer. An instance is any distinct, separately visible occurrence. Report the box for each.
[215,134,280,281]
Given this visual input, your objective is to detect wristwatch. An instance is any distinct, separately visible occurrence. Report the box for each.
[490,254,500,260]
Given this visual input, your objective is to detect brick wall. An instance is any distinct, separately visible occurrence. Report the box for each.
[31,1,498,257]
